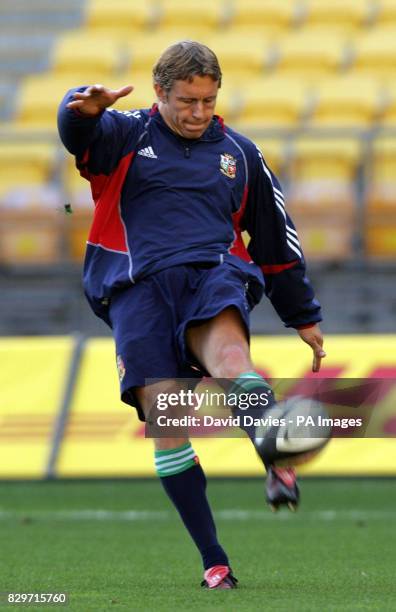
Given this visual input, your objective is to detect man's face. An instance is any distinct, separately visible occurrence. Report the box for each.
[155,75,219,139]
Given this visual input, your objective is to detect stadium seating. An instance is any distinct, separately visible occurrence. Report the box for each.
[65,208,93,261]
[207,33,272,80]
[0,209,62,264]
[254,138,286,176]
[289,137,361,207]
[374,0,396,27]
[15,72,139,128]
[287,137,361,260]
[273,32,348,80]
[365,213,396,259]
[381,82,396,127]
[0,141,62,263]
[84,0,157,31]
[111,77,156,110]
[235,77,311,129]
[0,141,57,198]
[3,0,396,265]
[308,76,383,128]
[301,0,373,33]
[51,32,123,78]
[369,136,396,209]
[351,28,396,80]
[365,137,396,259]
[228,0,298,36]
[15,74,89,128]
[157,0,225,29]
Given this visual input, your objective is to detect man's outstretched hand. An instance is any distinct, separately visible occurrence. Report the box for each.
[66,84,134,117]
[297,324,326,373]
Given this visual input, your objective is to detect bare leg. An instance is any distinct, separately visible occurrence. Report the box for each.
[187,305,300,512]
[186,306,253,378]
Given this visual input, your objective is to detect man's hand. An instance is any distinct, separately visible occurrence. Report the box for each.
[66,84,134,117]
[297,324,326,373]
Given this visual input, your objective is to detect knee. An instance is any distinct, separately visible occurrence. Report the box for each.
[212,343,251,379]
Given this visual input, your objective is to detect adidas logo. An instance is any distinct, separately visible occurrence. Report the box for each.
[137,146,158,159]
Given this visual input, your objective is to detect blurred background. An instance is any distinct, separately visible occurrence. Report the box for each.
[0,0,395,478]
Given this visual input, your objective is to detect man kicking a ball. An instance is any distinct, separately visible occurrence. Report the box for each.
[58,40,326,590]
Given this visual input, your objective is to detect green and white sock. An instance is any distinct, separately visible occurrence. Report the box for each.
[155,442,197,477]
[229,371,272,395]
[227,371,275,448]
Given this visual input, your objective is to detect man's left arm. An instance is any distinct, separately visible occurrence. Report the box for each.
[241,145,326,372]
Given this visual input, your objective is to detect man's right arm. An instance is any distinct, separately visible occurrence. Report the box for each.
[57,84,135,172]
[58,87,104,159]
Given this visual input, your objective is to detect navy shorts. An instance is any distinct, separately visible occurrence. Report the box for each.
[108,261,254,420]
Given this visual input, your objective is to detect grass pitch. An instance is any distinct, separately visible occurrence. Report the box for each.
[0,479,395,611]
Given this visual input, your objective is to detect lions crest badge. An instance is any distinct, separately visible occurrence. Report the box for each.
[220,153,237,179]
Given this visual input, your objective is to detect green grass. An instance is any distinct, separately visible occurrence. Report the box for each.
[0,479,395,611]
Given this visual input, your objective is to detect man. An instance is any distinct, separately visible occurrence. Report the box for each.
[58,41,326,590]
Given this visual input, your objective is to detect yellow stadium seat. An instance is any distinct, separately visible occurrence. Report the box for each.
[253,138,286,176]
[0,142,56,197]
[274,32,347,79]
[113,77,156,111]
[302,0,372,32]
[211,84,239,121]
[374,0,396,27]
[236,77,310,128]
[0,140,61,263]
[85,0,157,30]
[158,0,225,29]
[288,137,361,208]
[15,74,132,128]
[61,155,94,261]
[286,137,361,261]
[381,82,396,126]
[207,34,272,80]
[62,151,91,201]
[127,33,192,72]
[365,210,396,259]
[366,137,396,210]
[365,138,396,257]
[365,217,396,259]
[294,22,368,41]
[351,28,396,80]
[219,25,285,44]
[146,25,215,43]
[16,75,79,127]
[52,33,122,77]
[0,209,62,264]
[229,0,297,32]
[308,77,383,127]
[291,210,355,261]
[65,208,94,262]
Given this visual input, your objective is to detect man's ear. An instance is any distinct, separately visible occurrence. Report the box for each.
[154,82,167,104]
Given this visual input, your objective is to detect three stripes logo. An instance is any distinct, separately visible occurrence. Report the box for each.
[255,144,302,259]
[137,146,158,159]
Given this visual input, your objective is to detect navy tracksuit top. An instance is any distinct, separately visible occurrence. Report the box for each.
[57,88,321,328]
